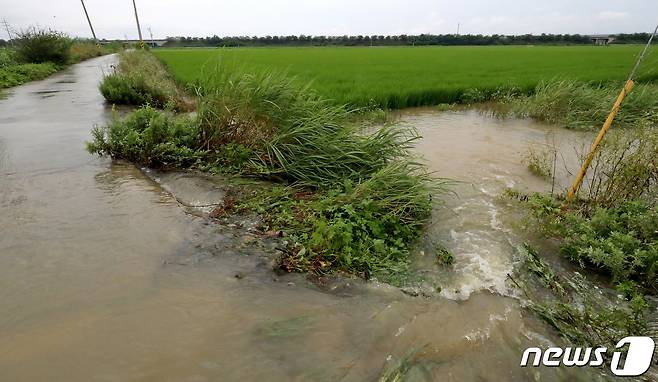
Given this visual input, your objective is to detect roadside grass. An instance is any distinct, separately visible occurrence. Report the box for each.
[0,30,117,89]
[0,60,59,88]
[88,52,444,280]
[154,45,658,109]
[99,50,192,110]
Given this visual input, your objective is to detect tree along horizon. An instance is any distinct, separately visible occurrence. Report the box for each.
[160,33,655,47]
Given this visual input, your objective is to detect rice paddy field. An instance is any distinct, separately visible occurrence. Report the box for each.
[154,45,658,108]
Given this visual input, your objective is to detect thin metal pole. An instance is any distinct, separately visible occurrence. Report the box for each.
[80,0,98,41]
[563,22,658,208]
[132,0,144,46]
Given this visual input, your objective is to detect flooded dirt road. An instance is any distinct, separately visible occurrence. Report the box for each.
[1,57,595,381]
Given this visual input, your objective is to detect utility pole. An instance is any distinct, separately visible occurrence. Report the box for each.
[79,0,98,42]
[148,26,153,46]
[2,19,12,41]
[132,0,144,47]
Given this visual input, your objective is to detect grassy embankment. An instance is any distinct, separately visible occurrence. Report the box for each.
[0,28,118,89]
[154,45,658,108]
[89,50,445,282]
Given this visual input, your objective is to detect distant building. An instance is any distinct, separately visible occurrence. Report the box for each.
[588,35,615,45]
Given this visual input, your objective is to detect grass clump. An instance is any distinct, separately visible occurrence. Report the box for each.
[86,105,202,168]
[522,144,554,180]
[99,50,191,110]
[509,80,658,130]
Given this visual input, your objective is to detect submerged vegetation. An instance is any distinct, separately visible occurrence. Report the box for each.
[0,27,116,89]
[155,45,658,108]
[510,119,658,344]
[90,50,442,280]
[516,245,649,349]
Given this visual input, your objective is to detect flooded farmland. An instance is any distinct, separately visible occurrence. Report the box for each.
[0,56,605,381]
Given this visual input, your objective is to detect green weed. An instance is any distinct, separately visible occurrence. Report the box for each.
[86,106,202,168]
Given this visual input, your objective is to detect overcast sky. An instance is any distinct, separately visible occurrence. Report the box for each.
[1,0,657,40]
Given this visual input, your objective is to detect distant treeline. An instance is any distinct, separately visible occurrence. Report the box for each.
[162,33,656,47]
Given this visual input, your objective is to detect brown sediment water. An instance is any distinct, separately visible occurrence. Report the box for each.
[402,108,592,300]
[0,56,597,381]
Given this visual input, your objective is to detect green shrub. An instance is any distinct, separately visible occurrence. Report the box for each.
[86,106,202,168]
[14,27,72,64]
[99,73,170,107]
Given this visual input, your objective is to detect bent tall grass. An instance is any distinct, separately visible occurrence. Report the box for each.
[195,65,426,188]
[509,80,658,130]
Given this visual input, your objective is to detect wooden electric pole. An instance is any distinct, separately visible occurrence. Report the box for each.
[79,0,98,42]
[132,0,144,47]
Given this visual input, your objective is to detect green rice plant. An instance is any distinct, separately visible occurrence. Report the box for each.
[155,45,658,109]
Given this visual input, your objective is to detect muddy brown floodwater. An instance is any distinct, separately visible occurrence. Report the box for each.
[1,56,600,381]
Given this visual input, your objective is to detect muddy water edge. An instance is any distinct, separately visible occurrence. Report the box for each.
[0,56,606,381]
